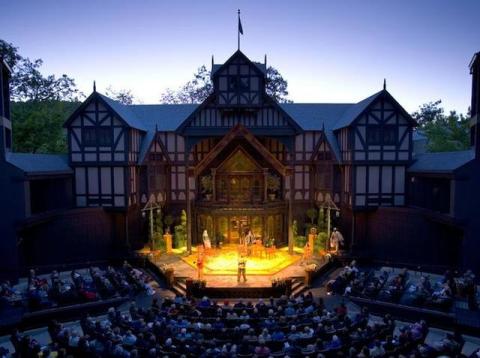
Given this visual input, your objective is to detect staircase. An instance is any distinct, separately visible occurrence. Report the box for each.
[290,276,308,297]
[171,277,188,296]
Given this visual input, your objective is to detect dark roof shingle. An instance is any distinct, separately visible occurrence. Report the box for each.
[408,150,475,174]
[6,153,72,174]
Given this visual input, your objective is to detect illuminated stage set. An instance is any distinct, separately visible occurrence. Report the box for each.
[150,241,327,296]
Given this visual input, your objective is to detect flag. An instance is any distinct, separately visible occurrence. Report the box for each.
[238,17,243,35]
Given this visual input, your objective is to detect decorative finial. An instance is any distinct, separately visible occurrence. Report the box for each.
[383,78,386,91]
[264,54,267,66]
[211,55,214,68]
[93,80,96,92]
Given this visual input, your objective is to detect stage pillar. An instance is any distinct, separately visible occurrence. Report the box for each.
[185,156,192,254]
[288,171,293,254]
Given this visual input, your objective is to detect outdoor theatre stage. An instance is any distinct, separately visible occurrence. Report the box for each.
[139,245,328,294]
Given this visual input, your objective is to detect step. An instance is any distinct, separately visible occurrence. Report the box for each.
[171,281,187,296]
[291,284,307,297]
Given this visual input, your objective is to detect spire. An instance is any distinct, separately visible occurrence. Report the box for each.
[264,54,267,66]
[383,78,387,91]
[211,55,214,69]
[93,80,97,92]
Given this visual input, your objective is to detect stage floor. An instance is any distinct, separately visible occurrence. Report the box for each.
[149,246,315,288]
[181,245,301,275]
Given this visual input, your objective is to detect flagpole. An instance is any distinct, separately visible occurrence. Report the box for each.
[238,9,240,50]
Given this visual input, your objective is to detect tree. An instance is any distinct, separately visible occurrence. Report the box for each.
[105,86,135,105]
[12,101,79,153]
[265,66,291,103]
[1,39,82,102]
[411,100,444,128]
[412,100,470,152]
[1,39,83,153]
[160,65,292,104]
[0,39,21,69]
[306,208,317,224]
[174,210,187,248]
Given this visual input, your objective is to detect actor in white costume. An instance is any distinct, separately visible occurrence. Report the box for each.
[330,228,344,252]
[245,229,255,245]
[202,229,211,249]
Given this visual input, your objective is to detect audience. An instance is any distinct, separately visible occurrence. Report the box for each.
[328,262,477,313]
[9,291,470,357]
[0,262,155,313]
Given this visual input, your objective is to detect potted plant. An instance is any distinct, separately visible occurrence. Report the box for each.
[200,175,213,200]
[266,174,280,200]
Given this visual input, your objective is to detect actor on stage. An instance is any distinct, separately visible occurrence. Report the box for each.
[302,241,312,262]
[245,229,255,245]
[202,229,211,249]
[329,228,344,252]
[196,252,204,280]
[237,254,247,283]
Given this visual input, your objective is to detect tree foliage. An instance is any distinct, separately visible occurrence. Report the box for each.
[160,65,292,104]
[105,86,135,105]
[412,100,470,152]
[265,66,291,103]
[11,101,79,153]
[1,39,82,102]
[1,39,83,153]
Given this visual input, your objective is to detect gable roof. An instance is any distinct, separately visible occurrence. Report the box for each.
[332,91,383,130]
[63,92,147,131]
[408,150,475,174]
[97,93,146,131]
[6,153,72,175]
[194,124,289,177]
[64,83,412,167]
[132,104,198,164]
[211,50,267,78]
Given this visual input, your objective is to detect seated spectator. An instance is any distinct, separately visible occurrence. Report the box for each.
[254,339,271,357]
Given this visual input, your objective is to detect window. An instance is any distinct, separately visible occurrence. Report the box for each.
[366,125,397,145]
[82,127,112,146]
[382,125,397,145]
[228,76,249,92]
[83,127,96,146]
[97,128,112,146]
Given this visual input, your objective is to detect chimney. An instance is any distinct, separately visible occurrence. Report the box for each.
[470,52,480,159]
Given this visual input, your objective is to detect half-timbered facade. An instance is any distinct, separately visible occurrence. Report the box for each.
[2,49,480,279]
[62,50,418,252]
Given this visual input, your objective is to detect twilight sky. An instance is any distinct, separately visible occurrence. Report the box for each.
[1,0,479,113]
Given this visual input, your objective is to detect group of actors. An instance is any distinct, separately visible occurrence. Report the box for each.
[196,227,345,285]
[197,229,248,283]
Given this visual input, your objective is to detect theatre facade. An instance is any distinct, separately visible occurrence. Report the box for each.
[1,49,479,278]
[64,50,415,250]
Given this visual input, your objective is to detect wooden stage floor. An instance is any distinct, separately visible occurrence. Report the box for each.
[151,246,324,288]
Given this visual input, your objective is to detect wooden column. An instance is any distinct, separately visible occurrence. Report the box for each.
[185,149,192,254]
[287,169,294,254]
